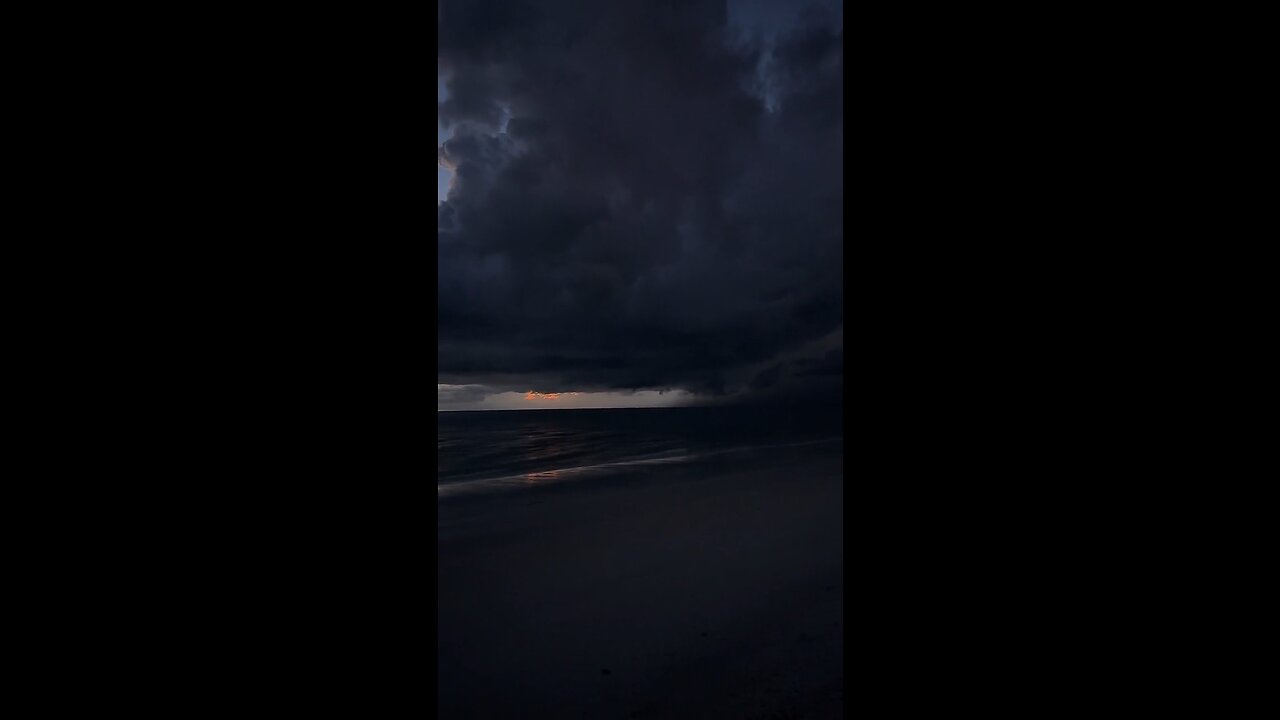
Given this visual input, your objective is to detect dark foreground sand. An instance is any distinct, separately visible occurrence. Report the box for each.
[438,449,843,719]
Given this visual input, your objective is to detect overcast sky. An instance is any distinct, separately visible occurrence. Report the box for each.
[439,0,842,411]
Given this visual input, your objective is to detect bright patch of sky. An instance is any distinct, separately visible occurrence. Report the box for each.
[726,0,843,113]
[438,385,695,412]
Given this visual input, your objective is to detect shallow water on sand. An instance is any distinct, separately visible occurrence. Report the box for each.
[438,405,842,494]
[436,414,844,720]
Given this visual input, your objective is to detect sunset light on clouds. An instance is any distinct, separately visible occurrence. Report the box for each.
[524,391,583,400]
[439,385,693,411]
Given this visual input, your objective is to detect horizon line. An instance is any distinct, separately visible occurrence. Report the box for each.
[437,405,706,413]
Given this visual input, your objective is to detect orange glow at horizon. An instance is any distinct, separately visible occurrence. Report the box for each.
[524,391,582,400]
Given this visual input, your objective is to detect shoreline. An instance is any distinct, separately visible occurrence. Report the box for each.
[438,448,843,719]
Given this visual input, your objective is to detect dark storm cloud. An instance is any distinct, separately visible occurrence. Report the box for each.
[438,0,842,399]
[436,383,494,405]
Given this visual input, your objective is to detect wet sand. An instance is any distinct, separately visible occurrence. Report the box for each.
[438,450,843,719]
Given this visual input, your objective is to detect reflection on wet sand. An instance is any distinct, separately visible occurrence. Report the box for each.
[522,468,566,484]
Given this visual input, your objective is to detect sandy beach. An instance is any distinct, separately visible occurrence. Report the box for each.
[437,448,843,719]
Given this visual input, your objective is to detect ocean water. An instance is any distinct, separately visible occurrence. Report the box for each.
[438,405,842,497]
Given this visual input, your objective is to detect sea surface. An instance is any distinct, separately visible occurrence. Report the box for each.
[438,405,842,497]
